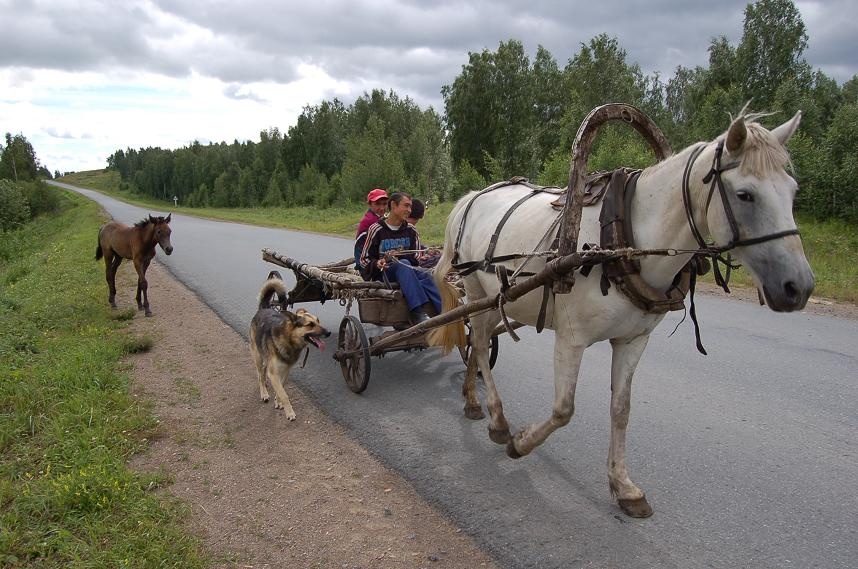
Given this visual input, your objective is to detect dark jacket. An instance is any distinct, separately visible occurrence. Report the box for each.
[359,220,421,281]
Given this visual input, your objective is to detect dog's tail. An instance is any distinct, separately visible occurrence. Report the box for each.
[258,277,287,310]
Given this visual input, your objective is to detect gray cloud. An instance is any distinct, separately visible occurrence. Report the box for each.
[2,0,855,112]
[223,84,267,103]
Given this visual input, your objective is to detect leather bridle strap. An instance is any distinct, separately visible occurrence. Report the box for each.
[682,139,801,259]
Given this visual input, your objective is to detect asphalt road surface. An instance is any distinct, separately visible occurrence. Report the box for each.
[57,181,857,569]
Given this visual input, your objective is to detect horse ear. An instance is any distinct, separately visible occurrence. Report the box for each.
[165,213,171,223]
[771,111,802,146]
[725,117,747,154]
[148,214,155,223]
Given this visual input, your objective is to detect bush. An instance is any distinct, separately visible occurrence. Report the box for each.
[0,179,31,232]
[21,179,62,217]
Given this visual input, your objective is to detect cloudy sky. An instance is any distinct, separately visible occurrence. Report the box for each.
[1,0,855,175]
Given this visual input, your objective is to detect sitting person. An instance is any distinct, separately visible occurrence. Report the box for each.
[359,192,441,324]
[354,188,389,274]
[405,198,441,269]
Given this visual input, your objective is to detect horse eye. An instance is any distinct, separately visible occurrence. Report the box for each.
[736,190,754,203]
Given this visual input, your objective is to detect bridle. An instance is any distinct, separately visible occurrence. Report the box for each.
[681,138,801,291]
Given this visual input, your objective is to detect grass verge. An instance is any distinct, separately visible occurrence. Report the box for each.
[0,191,205,567]
[59,170,857,303]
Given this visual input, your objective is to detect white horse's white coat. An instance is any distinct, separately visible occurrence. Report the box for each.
[433,112,814,516]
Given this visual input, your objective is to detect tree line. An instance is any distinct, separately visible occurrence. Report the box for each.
[3,0,856,225]
[99,0,858,224]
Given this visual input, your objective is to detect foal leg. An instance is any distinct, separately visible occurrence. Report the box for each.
[134,258,153,316]
[507,342,585,459]
[104,252,119,308]
[607,334,652,518]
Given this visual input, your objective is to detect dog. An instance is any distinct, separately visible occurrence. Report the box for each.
[249,275,331,420]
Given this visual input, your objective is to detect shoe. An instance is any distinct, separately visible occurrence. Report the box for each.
[409,310,430,325]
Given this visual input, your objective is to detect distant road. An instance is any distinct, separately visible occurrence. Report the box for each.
[55,180,858,569]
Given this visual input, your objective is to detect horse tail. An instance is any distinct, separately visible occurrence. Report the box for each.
[95,228,103,261]
[258,277,287,310]
[428,195,472,354]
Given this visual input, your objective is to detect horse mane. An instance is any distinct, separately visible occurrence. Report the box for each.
[134,216,167,228]
[729,111,792,177]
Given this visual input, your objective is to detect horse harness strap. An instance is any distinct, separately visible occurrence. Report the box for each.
[453,178,561,278]
[598,169,695,314]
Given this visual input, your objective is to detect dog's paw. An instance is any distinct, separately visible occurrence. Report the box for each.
[260,395,270,403]
[284,411,296,421]
[273,399,283,410]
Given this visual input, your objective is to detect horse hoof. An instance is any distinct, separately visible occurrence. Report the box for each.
[618,496,653,518]
[505,439,523,459]
[464,404,485,420]
[488,427,510,445]
[145,311,153,317]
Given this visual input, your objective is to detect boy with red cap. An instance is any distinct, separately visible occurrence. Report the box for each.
[356,188,389,237]
[354,189,389,275]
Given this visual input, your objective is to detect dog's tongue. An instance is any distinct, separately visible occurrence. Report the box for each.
[312,338,326,352]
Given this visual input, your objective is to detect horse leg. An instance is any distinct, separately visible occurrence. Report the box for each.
[134,258,152,316]
[462,351,484,420]
[468,311,510,444]
[607,334,653,518]
[105,252,120,308]
[506,341,586,459]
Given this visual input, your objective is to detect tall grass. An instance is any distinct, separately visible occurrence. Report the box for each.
[0,192,204,566]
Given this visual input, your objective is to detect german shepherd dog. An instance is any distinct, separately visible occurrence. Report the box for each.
[250,274,330,420]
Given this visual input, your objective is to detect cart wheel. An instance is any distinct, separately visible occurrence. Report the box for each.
[459,330,499,370]
[338,315,371,393]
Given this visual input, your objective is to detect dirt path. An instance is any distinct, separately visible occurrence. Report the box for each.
[126,263,499,569]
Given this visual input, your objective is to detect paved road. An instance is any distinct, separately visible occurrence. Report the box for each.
[58,181,858,569]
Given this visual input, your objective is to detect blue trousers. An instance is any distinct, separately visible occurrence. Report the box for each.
[385,262,442,314]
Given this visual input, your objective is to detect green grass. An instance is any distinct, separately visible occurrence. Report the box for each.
[59,170,858,303]
[0,192,205,567]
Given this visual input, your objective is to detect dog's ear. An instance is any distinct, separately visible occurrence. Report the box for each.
[283,310,298,324]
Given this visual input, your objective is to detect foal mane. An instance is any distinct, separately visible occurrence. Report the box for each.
[134,216,167,228]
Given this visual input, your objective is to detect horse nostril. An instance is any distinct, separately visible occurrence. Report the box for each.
[784,280,798,301]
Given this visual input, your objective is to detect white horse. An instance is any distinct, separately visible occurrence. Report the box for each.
[431,111,814,517]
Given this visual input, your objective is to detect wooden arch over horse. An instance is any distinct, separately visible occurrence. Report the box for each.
[95,214,173,317]
[430,104,814,517]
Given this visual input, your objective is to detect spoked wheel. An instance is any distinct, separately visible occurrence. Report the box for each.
[338,315,371,393]
[458,323,499,370]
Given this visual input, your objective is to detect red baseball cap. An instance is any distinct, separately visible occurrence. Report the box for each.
[367,188,388,203]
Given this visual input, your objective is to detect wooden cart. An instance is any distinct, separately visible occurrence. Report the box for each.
[262,250,501,394]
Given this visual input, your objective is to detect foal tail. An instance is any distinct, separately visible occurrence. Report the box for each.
[427,196,471,355]
[95,225,106,260]
[95,230,103,260]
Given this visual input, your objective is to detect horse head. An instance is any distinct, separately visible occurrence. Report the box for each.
[703,112,814,311]
[149,213,173,256]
